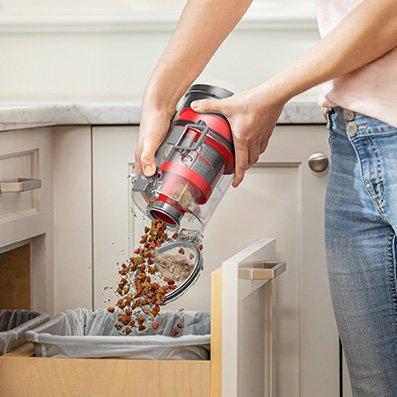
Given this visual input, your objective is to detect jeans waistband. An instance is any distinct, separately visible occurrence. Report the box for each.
[329,107,397,139]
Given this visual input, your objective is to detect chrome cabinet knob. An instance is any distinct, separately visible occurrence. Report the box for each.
[308,152,329,173]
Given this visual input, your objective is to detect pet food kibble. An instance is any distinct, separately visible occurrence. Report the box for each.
[119,268,128,276]
[177,320,184,329]
[171,328,179,337]
[152,321,160,330]
[110,219,192,335]
[119,314,131,326]
[123,285,130,294]
[138,264,146,272]
[138,315,146,323]
[163,276,175,285]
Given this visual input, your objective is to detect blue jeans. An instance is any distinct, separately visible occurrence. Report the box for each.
[325,107,397,396]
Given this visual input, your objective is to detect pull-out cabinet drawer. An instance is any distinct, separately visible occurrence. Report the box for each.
[0,238,284,397]
[213,238,284,397]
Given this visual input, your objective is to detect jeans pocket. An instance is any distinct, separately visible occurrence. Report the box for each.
[354,113,397,137]
[352,137,386,217]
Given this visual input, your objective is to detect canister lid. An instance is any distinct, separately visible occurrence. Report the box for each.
[153,238,203,303]
[188,84,234,100]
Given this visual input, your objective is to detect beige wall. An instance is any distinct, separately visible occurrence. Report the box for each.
[0,0,320,101]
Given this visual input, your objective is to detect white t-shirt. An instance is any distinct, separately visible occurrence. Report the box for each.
[316,0,397,127]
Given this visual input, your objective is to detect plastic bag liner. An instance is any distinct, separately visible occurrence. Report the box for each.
[0,309,50,355]
[26,308,210,360]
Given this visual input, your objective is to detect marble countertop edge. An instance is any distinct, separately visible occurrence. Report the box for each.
[0,101,325,132]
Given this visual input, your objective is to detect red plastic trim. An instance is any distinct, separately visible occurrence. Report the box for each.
[179,123,234,174]
[157,193,185,213]
[178,108,233,144]
[203,135,235,174]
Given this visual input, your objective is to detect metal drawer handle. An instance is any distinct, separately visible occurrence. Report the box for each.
[239,261,286,280]
[0,178,41,193]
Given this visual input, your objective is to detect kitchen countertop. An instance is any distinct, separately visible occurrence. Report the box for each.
[0,101,324,132]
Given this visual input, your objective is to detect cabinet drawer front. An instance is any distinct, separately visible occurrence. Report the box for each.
[0,128,52,247]
[222,238,281,397]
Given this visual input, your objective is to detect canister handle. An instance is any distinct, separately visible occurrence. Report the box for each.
[170,120,209,155]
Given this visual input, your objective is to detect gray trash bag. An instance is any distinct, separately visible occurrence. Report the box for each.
[0,309,50,355]
[26,307,210,360]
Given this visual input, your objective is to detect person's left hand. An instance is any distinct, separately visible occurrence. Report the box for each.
[190,85,285,187]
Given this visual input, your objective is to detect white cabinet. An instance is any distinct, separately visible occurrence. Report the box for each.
[92,124,339,396]
[0,127,53,313]
[51,126,93,313]
[0,122,345,394]
[0,126,93,314]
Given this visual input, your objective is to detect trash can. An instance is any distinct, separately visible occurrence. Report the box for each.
[26,307,210,360]
[0,309,50,355]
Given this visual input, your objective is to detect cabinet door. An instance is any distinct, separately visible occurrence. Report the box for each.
[51,126,93,313]
[0,127,53,313]
[92,124,339,396]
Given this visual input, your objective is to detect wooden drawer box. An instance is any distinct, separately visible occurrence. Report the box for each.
[0,238,284,397]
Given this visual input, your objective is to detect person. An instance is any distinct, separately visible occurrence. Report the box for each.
[134,1,397,395]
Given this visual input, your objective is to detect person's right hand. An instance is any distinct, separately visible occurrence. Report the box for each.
[134,105,175,176]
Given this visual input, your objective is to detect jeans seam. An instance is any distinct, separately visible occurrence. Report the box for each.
[328,130,335,145]
[368,137,385,209]
[387,231,397,326]
[356,130,397,139]
[350,140,388,222]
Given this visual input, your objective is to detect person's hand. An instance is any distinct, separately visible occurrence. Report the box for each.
[134,105,175,176]
[190,85,285,187]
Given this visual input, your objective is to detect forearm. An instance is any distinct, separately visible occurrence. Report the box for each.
[264,0,397,104]
[143,0,252,112]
